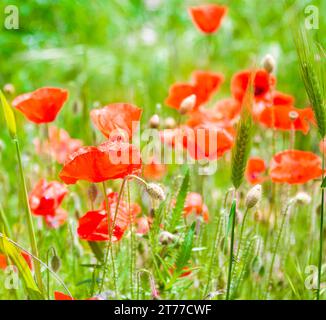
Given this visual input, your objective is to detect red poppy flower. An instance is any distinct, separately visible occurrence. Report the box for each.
[269,150,322,184]
[183,125,234,160]
[0,252,33,271]
[165,71,224,111]
[143,157,167,181]
[189,4,228,34]
[59,141,141,185]
[12,87,68,124]
[231,69,276,103]
[44,208,68,229]
[34,126,82,164]
[184,192,209,222]
[258,105,315,134]
[78,192,141,242]
[90,103,142,140]
[246,157,267,184]
[29,179,68,216]
[54,291,74,300]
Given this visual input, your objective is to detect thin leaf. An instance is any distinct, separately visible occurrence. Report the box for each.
[0,90,17,138]
[169,170,190,232]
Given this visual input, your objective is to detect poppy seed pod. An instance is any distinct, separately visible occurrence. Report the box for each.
[262,54,276,74]
[245,184,262,209]
[146,183,166,201]
[179,94,196,115]
[149,114,160,128]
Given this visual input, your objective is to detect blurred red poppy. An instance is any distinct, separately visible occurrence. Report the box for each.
[143,157,167,181]
[44,208,68,229]
[246,157,267,184]
[184,192,209,222]
[78,192,141,242]
[258,105,315,134]
[0,252,33,271]
[269,150,322,184]
[12,87,68,124]
[34,126,82,164]
[59,141,141,184]
[29,179,68,216]
[231,69,276,103]
[136,216,151,235]
[183,125,234,160]
[54,291,74,300]
[90,103,142,140]
[165,71,224,111]
[189,4,228,34]
[320,139,326,154]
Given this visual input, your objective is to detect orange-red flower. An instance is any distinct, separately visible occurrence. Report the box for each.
[258,105,315,134]
[78,192,141,242]
[143,157,167,181]
[12,87,68,124]
[183,125,234,160]
[54,291,74,300]
[183,192,209,222]
[269,150,322,184]
[136,217,151,235]
[29,179,68,216]
[165,71,224,111]
[246,157,267,184]
[231,69,276,103]
[59,141,141,184]
[320,139,326,154]
[188,4,228,34]
[90,103,142,140]
[34,126,82,164]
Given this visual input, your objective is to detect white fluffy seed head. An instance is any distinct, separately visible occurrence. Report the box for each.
[262,54,276,74]
[3,83,15,95]
[146,183,166,201]
[245,184,262,209]
[294,192,311,205]
[179,94,196,115]
[149,114,160,129]
[159,231,175,245]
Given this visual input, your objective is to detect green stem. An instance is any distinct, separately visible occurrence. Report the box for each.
[265,202,290,299]
[14,138,44,295]
[317,139,325,300]
[99,179,127,295]
[127,180,135,299]
[236,208,249,260]
[226,199,236,300]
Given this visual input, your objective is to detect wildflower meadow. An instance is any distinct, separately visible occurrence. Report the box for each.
[0,0,325,303]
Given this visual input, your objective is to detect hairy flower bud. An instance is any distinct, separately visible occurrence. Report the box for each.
[51,254,61,272]
[245,184,262,209]
[262,54,276,74]
[179,94,196,115]
[146,183,166,201]
[159,231,175,245]
[3,83,15,95]
[149,114,160,129]
[88,184,98,203]
[294,192,311,205]
[164,117,176,129]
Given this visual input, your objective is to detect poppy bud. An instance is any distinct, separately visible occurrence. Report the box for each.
[245,184,262,209]
[179,94,196,115]
[149,114,160,129]
[146,183,166,201]
[262,54,276,74]
[159,231,176,245]
[294,192,311,205]
[164,117,176,129]
[3,83,15,95]
[88,184,98,203]
[51,254,61,272]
